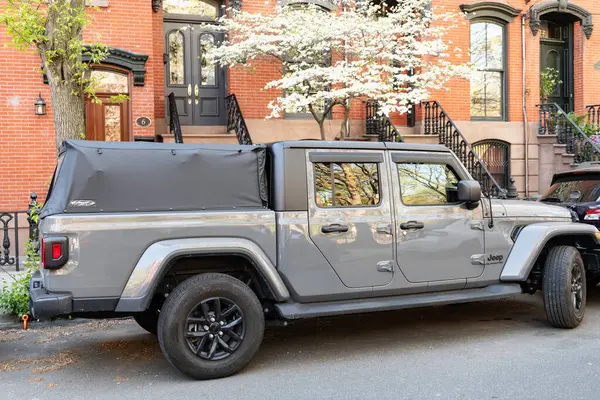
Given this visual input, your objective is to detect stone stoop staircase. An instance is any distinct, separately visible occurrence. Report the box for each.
[537,103,600,180]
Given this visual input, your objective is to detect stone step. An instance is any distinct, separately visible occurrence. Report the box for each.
[165,125,228,135]
[162,133,239,145]
[553,143,568,155]
[402,134,440,145]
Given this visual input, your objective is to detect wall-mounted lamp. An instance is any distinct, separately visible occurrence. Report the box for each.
[35,93,46,116]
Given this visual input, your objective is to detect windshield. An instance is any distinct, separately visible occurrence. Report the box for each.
[540,177,600,203]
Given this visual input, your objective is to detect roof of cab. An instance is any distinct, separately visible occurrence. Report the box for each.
[267,140,450,153]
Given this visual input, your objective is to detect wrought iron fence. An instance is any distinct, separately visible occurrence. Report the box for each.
[421,101,507,198]
[538,103,600,164]
[225,94,253,145]
[168,92,184,144]
[0,193,40,272]
[587,104,600,135]
[364,101,403,142]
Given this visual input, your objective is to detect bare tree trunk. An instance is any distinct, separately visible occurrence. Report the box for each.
[41,0,87,154]
[340,163,363,205]
[317,120,326,140]
[339,103,351,141]
[50,83,85,152]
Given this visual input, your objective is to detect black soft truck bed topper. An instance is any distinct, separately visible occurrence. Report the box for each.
[40,140,268,218]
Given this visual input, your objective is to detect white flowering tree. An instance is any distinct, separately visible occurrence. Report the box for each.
[208,0,470,140]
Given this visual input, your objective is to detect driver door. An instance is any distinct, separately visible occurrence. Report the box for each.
[390,151,485,286]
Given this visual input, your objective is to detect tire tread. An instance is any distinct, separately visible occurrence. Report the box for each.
[543,245,586,329]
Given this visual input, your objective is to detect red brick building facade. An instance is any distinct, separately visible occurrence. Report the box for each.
[1,0,599,209]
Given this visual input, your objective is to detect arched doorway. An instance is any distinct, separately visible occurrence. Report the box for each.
[472,139,510,189]
[531,1,594,112]
[84,68,131,141]
[539,18,574,112]
[163,0,226,129]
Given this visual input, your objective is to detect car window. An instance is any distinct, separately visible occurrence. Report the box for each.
[397,162,459,205]
[540,178,600,203]
[314,162,380,207]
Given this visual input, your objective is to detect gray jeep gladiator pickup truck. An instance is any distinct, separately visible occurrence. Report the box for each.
[30,140,600,379]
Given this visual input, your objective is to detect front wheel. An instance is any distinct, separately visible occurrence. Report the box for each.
[157,273,264,380]
[543,246,586,329]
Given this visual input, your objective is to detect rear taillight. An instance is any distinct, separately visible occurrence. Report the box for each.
[41,236,69,270]
[584,209,600,221]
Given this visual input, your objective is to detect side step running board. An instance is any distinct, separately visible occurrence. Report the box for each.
[275,284,523,320]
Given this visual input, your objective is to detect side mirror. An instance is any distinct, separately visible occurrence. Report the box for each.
[457,180,481,203]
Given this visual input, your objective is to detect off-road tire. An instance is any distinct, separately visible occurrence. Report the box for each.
[157,273,264,380]
[543,246,586,329]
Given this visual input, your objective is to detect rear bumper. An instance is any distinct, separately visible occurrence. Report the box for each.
[29,270,72,320]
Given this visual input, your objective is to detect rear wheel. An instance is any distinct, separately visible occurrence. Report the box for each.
[543,246,586,329]
[157,273,264,380]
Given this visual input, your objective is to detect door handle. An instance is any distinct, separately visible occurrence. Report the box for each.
[400,221,425,230]
[321,224,349,234]
[194,84,199,105]
[187,84,192,104]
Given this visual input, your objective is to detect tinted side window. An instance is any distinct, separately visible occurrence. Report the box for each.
[397,163,459,205]
[314,162,380,207]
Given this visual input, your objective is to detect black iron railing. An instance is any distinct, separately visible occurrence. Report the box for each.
[587,104,600,136]
[168,92,184,144]
[538,103,600,164]
[365,101,403,142]
[0,193,40,272]
[422,101,506,197]
[225,94,252,145]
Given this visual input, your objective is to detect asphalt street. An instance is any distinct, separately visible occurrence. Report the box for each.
[2,291,600,400]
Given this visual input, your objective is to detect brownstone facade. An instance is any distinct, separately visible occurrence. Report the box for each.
[1,0,599,209]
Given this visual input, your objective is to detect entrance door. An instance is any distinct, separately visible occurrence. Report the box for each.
[540,22,573,112]
[390,151,485,283]
[84,69,131,141]
[307,150,394,288]
[164,22,226,127]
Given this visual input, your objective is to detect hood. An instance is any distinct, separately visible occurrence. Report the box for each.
[493,199,571,219]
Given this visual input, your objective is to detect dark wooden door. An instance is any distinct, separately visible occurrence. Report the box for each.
[165,22,193,125]
[540,24,573,112]
[165,22,226,126]
[85,97,130,142]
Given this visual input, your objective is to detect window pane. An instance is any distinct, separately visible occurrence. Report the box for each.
[470,23,487,69]
[333,163,380,206]
[169,31,185,85]
[314,162,380,207]
[398,163,459,205]
[163,0,218,18]
[104,105,121,142]
[91,70,129,94]
[470,70,486,117]
[314,163,333,207]
[484,72,502,118]
[486,23,503,70]
[200,33,216,86]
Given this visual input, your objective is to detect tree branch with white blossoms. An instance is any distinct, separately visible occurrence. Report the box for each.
[206,0,471,140]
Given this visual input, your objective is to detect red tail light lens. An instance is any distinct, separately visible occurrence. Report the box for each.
[52,243,62,260]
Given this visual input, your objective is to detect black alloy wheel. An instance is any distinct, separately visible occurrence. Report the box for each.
[185,297,245,361]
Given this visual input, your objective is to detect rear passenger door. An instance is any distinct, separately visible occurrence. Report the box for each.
[307,149,395,288]
[390,151,485,286]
